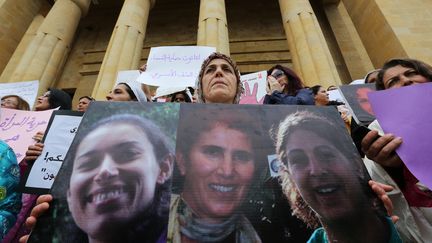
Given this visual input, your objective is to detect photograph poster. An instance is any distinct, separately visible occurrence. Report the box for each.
[28,102,180,243]
[28,103,399,243]
[339,83,376,125]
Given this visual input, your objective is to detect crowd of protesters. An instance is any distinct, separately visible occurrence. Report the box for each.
[0,52,430,243]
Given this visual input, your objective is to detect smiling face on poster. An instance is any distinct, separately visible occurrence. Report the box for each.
[28,102,179,243]
[27,103,397,243]
[276,110,400,242]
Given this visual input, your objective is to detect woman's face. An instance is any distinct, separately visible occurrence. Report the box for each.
[314,87,329,106]
[77,98,91,112]
[67,123,162,238]
[285,129,364,223]
[271,69,289,88]
[106,84,133,101]
[34,91,51,111]
[382,65,429,89]
[1,97,19,109]
[172,93,186,103]
[356,87,374,115]
[201,59,238,104]
[178,124,255,222]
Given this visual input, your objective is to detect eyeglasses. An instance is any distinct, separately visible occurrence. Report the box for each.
[1,99,18,106]
[272,70,285,79]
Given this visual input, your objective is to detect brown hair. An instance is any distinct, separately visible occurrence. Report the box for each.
[1,95,30,110]
[268,65,304,95]
[377,58,432,90]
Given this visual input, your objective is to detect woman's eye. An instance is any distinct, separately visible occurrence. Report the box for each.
[202,146,223,158]
[223,67,232,73]
[315,147,337,163]
[76,155,101,171]
[287,151,308,167]
[233,151,253,163]
[112,144,141,163]
[386,78,398,88]
[205,68,214,74]
[406,70,418,76]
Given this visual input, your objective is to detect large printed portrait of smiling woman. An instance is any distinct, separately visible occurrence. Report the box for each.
[28,102,179,243]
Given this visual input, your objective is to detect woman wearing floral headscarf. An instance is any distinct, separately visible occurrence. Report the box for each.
[195,52,244,104]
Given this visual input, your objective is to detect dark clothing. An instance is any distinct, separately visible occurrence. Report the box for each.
[263,89,314,105]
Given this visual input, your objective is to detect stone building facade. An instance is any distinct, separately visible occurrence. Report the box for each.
[0,0,431,107]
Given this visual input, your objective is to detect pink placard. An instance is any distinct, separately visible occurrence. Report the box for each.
[0,108,55,161]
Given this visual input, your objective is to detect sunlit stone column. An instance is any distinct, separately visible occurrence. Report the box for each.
[9,0,91,96]
[279,0,341,87]
[197,0,230,55]
[91,0,155,100]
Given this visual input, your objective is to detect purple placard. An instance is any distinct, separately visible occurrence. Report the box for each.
[368,83,432,189]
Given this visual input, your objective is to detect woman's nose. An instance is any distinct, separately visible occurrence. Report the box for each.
[308,157,327,176]
[95,155,119,183]
[217,155,234,178]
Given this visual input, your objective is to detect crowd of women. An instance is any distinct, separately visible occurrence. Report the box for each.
[0,52,430,243]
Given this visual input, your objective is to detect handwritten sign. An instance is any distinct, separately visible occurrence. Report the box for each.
[154,86,187,98]
[0,80,39,109]
[24,111,82,192]
[0,108,54,160]
[116,70,140,85]
[239,71,267,104]
[328,89,344,103]
[137,46,216,87]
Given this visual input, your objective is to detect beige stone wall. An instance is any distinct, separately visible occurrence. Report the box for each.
[227,0,291,73]
[374,0,432,64]
[9,0,429,106]
[0,0,48,75]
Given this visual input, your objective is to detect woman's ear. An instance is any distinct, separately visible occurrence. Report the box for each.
[175,152,187,176]
[157,154,174,184]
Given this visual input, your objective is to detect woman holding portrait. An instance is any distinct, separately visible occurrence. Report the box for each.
[362,58,432,242]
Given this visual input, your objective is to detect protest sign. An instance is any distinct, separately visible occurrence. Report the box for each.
[21,111,83,194]
[0,108,54,161]
[115,70,141,84]
[28,103,396,243]
[0,80,39,109]
[328,88,344,103]
[339,83,376,125]
[137,46,215,87]
[369,83,432,189]
[239,71,267,104]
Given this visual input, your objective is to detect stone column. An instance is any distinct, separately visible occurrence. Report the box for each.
[0,14,44,82]
[197,0,230,55]
[91,0,155,100]
[279,0,341,87]
[0,0,45,75]
[9,0,91,96]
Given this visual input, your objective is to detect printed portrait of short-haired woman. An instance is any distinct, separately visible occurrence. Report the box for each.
[28,102,180,243]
